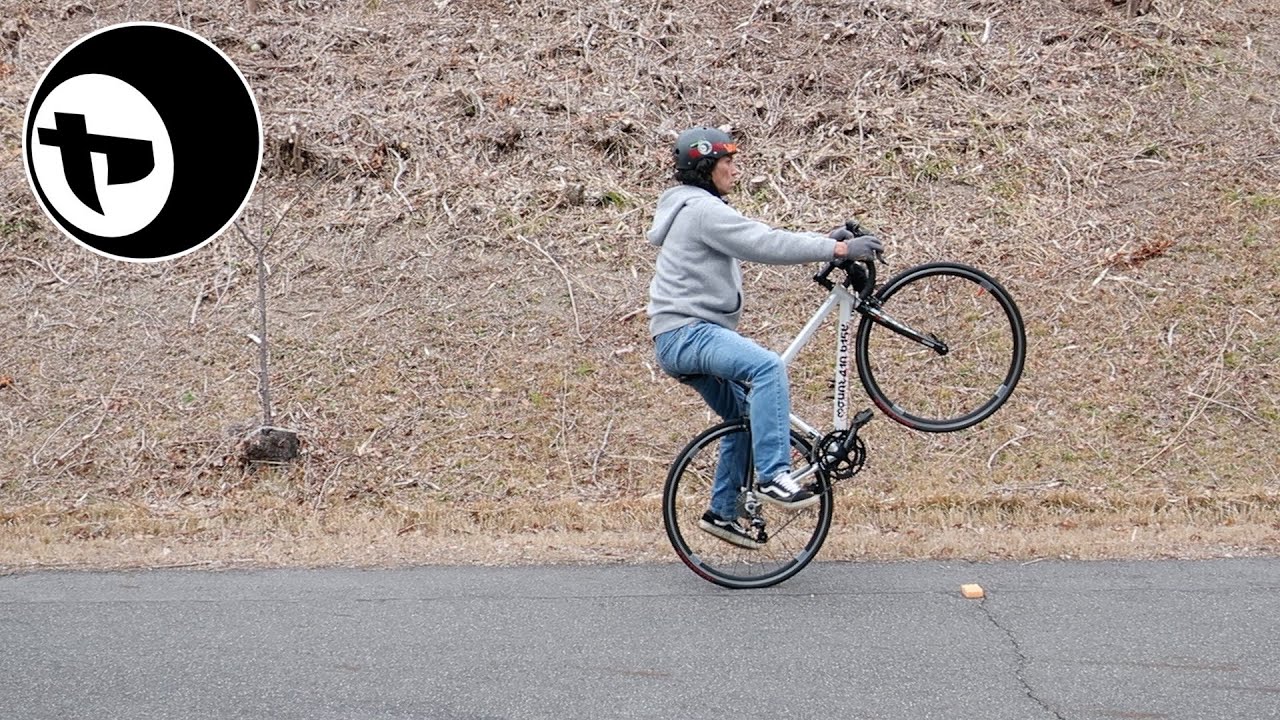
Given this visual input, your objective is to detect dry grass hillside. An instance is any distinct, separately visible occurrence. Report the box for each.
[1,0,1277,571]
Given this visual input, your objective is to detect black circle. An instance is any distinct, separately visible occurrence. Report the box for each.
[25,23,261,261]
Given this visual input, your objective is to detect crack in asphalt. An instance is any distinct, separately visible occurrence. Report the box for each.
[978,596,1067,720]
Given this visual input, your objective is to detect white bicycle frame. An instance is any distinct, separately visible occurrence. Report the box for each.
[778,283,862,439]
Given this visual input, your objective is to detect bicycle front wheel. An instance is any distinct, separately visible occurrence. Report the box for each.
[662,420,832,589]
[855,262,1026,433]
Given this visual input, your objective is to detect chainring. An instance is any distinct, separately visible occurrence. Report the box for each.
[815,429,867,481]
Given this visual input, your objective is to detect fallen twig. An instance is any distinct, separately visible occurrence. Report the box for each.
[18,256,74,288]
[517,233,584,340]
[987,431,1034,470]
[590,415,615,481]
[1184,390,1261,425]
[314,458,350,511]
[388,147,414,213]
[189,281,205,327]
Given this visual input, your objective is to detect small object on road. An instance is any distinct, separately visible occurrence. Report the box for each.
[961,583,985,599]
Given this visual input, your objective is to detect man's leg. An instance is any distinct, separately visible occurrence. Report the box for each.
[680,374,749,519]
[655,322,793,486]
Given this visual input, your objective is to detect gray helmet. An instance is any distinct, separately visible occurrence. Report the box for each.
[673,127,738,171]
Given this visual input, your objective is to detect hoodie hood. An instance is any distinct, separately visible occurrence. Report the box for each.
[646,185,716,247]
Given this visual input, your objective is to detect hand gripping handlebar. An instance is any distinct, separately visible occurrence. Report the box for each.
[812,220,882,298]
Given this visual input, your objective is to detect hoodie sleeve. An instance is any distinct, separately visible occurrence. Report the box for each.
[694,198,836,265]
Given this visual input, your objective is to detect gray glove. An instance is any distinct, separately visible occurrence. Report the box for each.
[846,233,883,261]
[829,225,883,261]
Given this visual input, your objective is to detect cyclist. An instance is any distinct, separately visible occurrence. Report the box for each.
[646,126,883,549]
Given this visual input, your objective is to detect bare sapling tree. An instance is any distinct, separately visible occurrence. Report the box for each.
[232,193,309,465]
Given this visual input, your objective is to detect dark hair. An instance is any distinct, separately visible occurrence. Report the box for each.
[676,157,722,197]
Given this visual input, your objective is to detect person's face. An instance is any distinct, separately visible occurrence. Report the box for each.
[711,155,739,195]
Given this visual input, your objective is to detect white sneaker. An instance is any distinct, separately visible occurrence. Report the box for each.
[755,472,820,509]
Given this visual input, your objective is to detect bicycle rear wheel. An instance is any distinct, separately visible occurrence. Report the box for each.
[855,262,1026,433]
[662,420,832,589]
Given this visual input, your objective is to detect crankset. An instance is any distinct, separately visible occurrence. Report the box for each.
[815,409,873,481]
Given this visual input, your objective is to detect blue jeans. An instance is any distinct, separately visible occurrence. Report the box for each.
[654,322,792,519]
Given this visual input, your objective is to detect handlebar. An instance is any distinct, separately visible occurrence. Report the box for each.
[812,220,882,298]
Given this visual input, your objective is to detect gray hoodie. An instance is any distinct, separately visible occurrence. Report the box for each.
[645,185,837,337]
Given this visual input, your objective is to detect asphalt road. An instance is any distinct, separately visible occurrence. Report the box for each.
[2,559,1278,720]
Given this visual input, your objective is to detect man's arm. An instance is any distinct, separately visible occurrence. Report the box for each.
[696,200,836,265]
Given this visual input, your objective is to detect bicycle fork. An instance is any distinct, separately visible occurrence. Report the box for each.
[859,300,949,356]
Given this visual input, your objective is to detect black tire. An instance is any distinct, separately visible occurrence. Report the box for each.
[662,420,832,589]
[855,262,1026,433]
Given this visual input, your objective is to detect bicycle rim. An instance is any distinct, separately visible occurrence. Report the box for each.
[855,262,1026,432]
[662,421,832,589]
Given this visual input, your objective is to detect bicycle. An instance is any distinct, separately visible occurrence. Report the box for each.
[661,222,1027,589]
